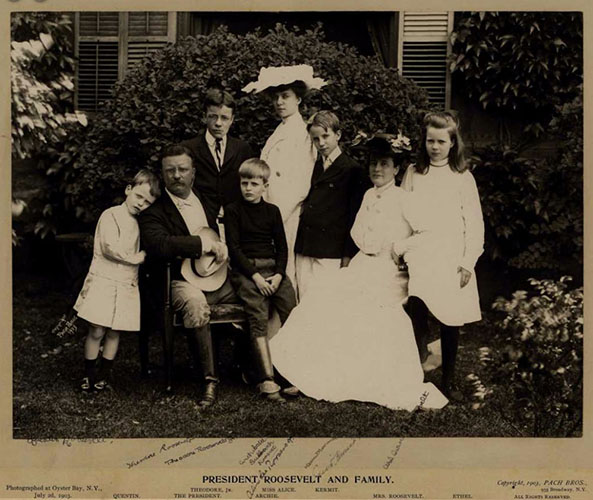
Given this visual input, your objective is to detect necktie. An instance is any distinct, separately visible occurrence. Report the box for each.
[215,138,222,170]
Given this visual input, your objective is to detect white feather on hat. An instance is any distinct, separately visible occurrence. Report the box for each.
[242,64,327,94]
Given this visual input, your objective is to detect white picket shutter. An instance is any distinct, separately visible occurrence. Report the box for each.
[398,12,453,109]
[75,12,176,111]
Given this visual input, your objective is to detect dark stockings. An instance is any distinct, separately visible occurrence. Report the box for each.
[406,296,430,362]
[406,296,460,394]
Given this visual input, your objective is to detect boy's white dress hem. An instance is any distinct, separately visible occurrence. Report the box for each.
[74,204,142,331]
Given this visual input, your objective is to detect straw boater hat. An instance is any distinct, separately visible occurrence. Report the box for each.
[181,227,228,292]
[241,64,327,94]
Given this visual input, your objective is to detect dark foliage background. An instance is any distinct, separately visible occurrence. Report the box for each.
[471,93,583,275]
[450,11,582,139]
[450,11,583,277]
[50,24,429,225]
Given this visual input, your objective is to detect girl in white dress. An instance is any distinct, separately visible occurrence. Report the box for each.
[74,170,160,391]
[393,111,484,401]
[243,65,326,289]
[269,135,448,411]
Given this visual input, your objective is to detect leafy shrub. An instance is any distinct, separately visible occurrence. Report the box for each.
[51,24,429,224]
[486,277,583,436]
[472,91,583,274]
[11,13,86,160]
[450,12,582,137]
[11,12,76,85]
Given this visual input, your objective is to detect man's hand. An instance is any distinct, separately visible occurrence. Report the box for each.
[390,242,402,264]
[458,266,472,288]
[252,273,274,296]
[210,241,228,263]
[199,235,213,254]
[265,273,283,293]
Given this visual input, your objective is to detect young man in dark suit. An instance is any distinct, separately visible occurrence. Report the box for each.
[181,88,254,229]
[295,111,369,299]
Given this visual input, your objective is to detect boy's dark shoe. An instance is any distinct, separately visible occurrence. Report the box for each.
[198,381,217,408]
[80,377,93,392]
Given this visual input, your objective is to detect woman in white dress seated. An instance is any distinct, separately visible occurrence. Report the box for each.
[269,135,448,411]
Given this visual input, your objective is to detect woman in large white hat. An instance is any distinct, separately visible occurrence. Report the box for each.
[243,65,326,291]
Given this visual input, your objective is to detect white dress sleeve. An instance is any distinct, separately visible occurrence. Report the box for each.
[97,210,145,266]
[350,189,379,254]
[391,189,427,256]
[459,171,485,271]
[280,132,316,222]
[261,123,316,223]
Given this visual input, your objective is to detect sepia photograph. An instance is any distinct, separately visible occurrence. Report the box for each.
[3,0,590,498]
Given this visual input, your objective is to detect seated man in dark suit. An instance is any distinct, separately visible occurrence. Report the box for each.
[139,144,236,409]
[181,88,254,231]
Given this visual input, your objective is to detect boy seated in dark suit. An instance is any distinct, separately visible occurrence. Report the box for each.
[295,111,368,299]
[224,159,297,403]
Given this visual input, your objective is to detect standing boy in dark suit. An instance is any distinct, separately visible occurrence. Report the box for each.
[181,88,254,231]
[295,111,368,299]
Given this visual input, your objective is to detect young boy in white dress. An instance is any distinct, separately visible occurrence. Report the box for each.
[74,170,160,391]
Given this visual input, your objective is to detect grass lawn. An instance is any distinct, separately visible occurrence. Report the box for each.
[11,269,549,439]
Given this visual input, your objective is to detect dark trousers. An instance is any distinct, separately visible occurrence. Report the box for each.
[406,296,460,389]
[230,258,297,338]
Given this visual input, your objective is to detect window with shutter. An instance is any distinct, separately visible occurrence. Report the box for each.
[76,12,120,112]
[127,12,175,72]
[75,12,176,111]
[398,12,453,109]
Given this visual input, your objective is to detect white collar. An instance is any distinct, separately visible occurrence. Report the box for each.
[115,202,135,219]
[323,146,342,167]
[205,129,227,148]
[166,188,197,208]
[372,179,395,196]
[280,112,304,127]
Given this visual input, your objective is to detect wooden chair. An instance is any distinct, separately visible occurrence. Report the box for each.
[56,233,248,391]
[157,261,247,392]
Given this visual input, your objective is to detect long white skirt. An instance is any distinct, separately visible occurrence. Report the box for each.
[270,251,448,411]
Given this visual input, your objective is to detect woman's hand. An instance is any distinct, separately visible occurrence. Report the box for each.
[458,266,472,288]
[252,272,274,296]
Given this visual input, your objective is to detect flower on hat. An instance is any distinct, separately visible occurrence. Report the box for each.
[351,130,412,154]
[351,130,370,147]
[388,132,412,154]
[242,64,327,94]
